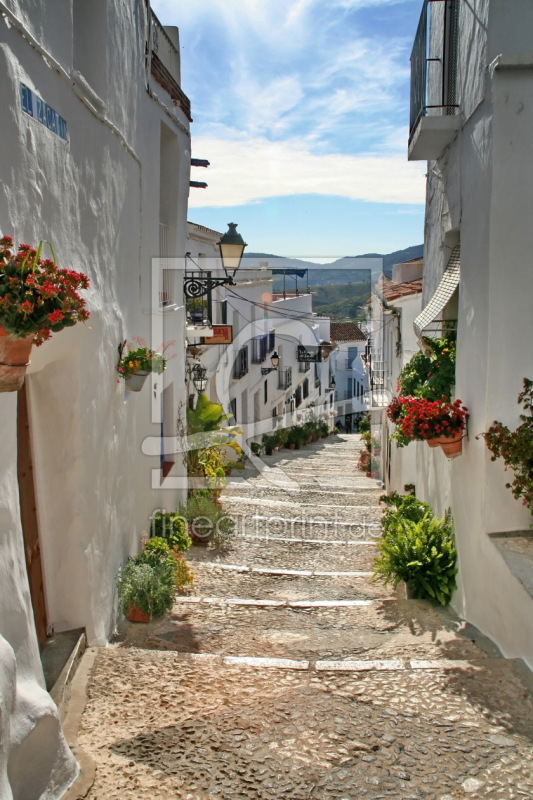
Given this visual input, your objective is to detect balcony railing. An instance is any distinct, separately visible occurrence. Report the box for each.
[149,10,192,121]
[409,0,459,143]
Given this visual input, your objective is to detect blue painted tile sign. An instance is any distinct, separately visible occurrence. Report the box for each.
[20,83,69,141]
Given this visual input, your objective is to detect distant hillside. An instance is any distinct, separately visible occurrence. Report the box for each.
[310,281,370,322]
[241,244,423,322]
[244,244,423,285]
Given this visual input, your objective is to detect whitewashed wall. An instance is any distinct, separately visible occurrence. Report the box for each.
[383,290,423,493]
[415,0,533,667]
[0,1,190,796]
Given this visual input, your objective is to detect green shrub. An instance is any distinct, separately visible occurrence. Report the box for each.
[250,441,263,456]
[379,492,433,533]
[150,512,192,551]
[177,492,234,549]
[261,433,277,453]
[116,559,175,619]
[318,420,329,437]
[358,414,371,434]
[273,428,289,447]
[372,508,457,605]
[398,337,456,400]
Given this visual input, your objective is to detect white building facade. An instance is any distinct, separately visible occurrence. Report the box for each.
[371,261,423,489]
[184,227,334,451]
[330,322,369,432]
[0,2,191,796]
[406,0,533,667]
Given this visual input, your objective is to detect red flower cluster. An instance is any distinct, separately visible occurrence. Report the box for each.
[397,397,469,441]
[386,395,415,424]
[0,235,90,346]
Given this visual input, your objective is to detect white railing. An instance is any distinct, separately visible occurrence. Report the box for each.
[151,12,180,82]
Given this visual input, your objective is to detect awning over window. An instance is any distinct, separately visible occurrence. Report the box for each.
[413,245,460,338]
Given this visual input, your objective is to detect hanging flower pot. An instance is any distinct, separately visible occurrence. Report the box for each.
[116,338,173,390]
[438,431,464,458]
[124,370,150,392]
[426,438,440,448]
[0,236,90,392]
[0,326,33,392]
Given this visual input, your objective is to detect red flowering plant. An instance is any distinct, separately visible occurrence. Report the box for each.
[386,395,416,447]
[398,397,469,442]
[480,379,533,522]
[0,235,90,346]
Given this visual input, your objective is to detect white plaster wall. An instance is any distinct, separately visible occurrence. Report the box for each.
[415,1,533,668]
[0,1,190,795]
[0,395,78,799]
[385,292,422,494]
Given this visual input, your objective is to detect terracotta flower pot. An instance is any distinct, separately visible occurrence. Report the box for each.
[437,431,464,458]
[0,326,33,392]
[127,605,151,623]
[426,438,440,448]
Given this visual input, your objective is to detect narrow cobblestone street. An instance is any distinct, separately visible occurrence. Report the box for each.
[76,435,533,800]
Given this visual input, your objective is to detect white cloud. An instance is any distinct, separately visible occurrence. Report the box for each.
[189,134,425,208]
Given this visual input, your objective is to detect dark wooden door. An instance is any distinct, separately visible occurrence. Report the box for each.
[17,383,48,650]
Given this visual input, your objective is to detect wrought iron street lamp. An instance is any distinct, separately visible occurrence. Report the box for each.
[261,351,280,376]
[188,363,208,393]
[183,222,247,299]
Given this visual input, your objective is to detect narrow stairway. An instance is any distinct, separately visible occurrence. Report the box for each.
[77,434,533,800]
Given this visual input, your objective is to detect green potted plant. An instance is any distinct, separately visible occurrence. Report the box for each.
[318,420,329,438]
[0,236,90,391]
[261,433,277,456]
[177,492,234,548]
[117,337,172,392]
[250,441,263,456]
[371,499,457,606]
[149,512,192,551]
[274,428,289,450]
[287,428,300,450]
[116,541,176,623]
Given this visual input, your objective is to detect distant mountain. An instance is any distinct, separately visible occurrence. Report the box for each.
[243,244,423,284]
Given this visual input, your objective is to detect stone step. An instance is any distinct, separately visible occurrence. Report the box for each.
[188,537,378,573]
[231,476,381,490]
[123,596,497,664]
[186,563,384,602]
[124,649,511,674]
[221,489,383,509]
[84,646,533,800]
[226,518,381,543]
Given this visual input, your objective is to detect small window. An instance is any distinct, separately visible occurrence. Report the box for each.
[252,335,268,364]
[233,346,248,379]
[303,378,309,399]
[229,397,237,423]
[264,380,268,404]
[221,300,228,325]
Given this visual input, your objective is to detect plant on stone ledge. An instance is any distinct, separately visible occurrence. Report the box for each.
[480,378,533,524]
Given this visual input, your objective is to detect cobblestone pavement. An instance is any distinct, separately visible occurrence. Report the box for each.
[77,435,533,800]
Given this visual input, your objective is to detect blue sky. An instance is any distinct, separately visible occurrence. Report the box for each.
[151,0,426,259]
